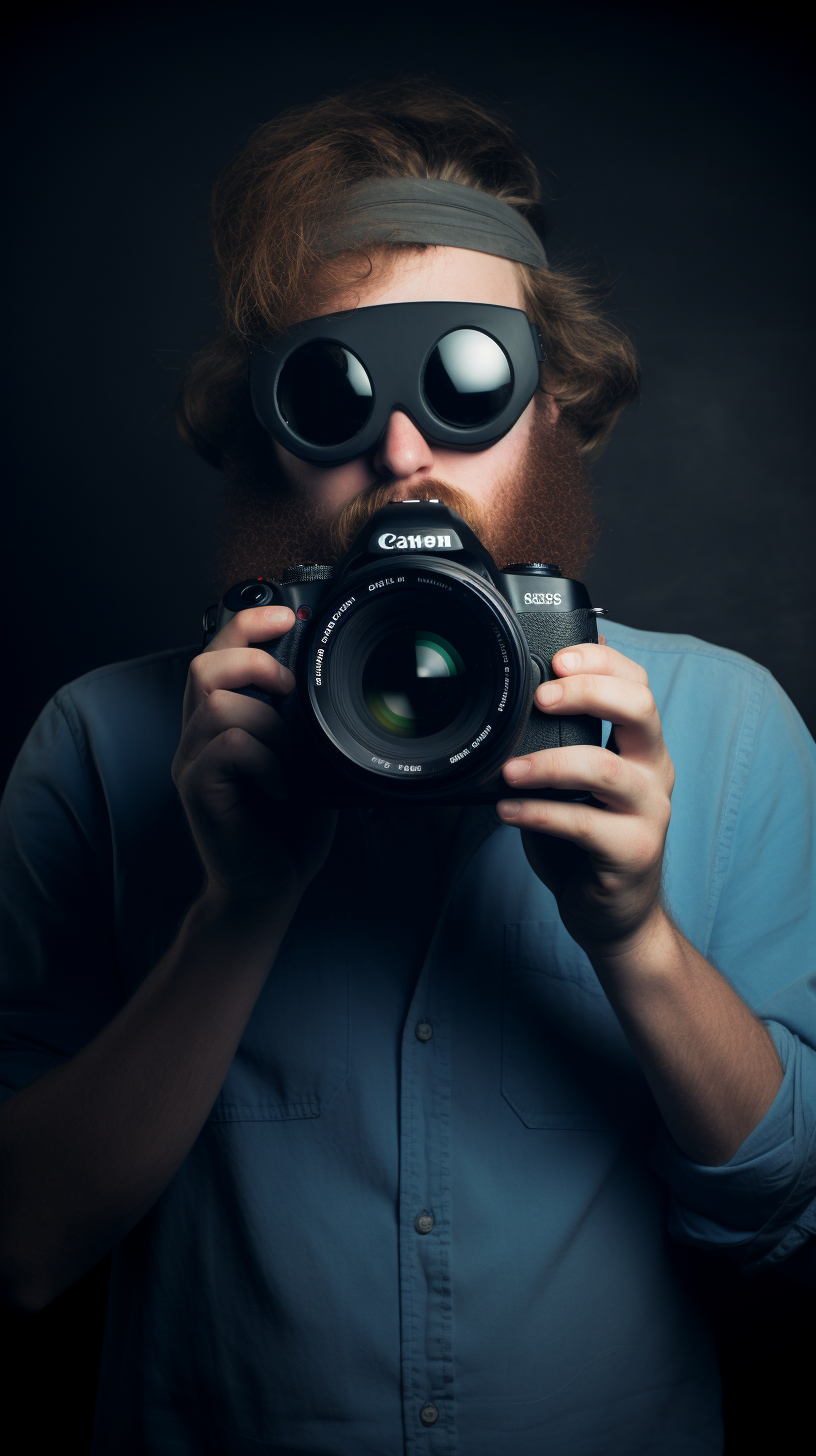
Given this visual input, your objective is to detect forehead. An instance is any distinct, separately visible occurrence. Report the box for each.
[321,245,526,315]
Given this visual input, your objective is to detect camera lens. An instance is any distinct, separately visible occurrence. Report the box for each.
[362,628,468,738]
[423,328,513,428]
[277,341,373,446]
[307,564,529,791]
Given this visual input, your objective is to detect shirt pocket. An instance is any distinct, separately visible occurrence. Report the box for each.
[208,934,350,1123]
[501,920,637,1131]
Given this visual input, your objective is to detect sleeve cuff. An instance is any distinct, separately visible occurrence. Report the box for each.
[650,1021,816,1271]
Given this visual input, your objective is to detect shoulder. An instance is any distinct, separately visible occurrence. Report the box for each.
[603,620,813,882]
[51,645,196,765]
[602,620,770,691]
[54,644,196,727]
[0,648,202,1056]
[600,620,810,753]
[604,619,812,747]
[6,646,197,829]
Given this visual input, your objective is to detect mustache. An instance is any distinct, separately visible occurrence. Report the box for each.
[329,478,486,555]
[215,403,598,590]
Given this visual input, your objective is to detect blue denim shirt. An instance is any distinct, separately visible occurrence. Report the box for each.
[1,620,814,1456]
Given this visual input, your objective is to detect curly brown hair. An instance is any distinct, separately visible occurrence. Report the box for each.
[176,78,640,474]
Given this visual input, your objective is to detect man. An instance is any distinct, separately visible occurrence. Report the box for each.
[0,80,813,1455]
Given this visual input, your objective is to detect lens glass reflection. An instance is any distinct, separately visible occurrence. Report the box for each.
[423,329,513,427]
[363,629,467,738]
[277,341,373,445]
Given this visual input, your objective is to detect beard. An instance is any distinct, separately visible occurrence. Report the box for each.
[216,397,599,590]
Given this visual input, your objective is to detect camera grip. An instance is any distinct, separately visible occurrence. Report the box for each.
[264,615,311,676]
[516,607,601,755]
[235,617,312,709]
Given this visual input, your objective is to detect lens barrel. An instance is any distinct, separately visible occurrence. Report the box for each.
[302,558,530,794]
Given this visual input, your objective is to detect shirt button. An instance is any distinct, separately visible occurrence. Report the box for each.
[414,1210,434,1234]
[415,1021,433,1041]
[419,1403,439,1426]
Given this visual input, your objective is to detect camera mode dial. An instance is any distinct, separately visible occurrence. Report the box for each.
[502,562,561,576]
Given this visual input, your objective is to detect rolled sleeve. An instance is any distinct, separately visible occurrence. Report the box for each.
[652,1011,816,1272]
[652,666,816,1271]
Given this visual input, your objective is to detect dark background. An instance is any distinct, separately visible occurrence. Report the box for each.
[2,2,813,1452]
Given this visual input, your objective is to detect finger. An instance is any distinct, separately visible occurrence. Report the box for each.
[502,744,652,812]
[551,642,648,686]
[534,674,665,761]
[207,604,295,652]
[177,689,286,769]
[185,646,295,718]
[496,794,662,863]
[180,725,289,806]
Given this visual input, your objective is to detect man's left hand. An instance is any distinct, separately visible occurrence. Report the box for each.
[498,642,675,955]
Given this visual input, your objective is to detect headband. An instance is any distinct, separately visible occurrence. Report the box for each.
[318,177,548,270]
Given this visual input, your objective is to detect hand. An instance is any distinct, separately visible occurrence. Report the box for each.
[172,606,337,916]
[497,642,675,955]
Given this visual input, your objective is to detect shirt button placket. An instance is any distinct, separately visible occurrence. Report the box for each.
[401,961,454,1451]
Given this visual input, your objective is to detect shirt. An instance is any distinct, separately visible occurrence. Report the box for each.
[1,620,814,1456]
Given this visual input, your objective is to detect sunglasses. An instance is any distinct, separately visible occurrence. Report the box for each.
[249,301,545,467]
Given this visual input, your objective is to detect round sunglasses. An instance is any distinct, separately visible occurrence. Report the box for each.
[249,301,545,466]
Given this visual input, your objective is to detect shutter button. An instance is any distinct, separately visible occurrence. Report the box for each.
[415,1021,433,1042]
[414,1210,434,1234]
[419,1403,439,1426]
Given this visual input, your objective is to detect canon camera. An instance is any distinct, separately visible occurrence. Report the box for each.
[203,502,605,804]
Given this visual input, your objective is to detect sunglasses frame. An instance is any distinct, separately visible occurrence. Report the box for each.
[249,300,545,466]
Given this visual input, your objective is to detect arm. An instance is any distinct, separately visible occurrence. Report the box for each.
[497,640,783,1167]
[0,605,335,1312]
[574,905,782,1166]
[0,893,291,1312]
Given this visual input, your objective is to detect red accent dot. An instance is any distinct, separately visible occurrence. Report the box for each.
[296,605,312,621]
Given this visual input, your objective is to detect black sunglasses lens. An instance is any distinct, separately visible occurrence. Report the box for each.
[423,329,513,429]
[277,341,373,447]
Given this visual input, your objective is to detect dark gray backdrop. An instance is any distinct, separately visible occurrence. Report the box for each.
[2,3,813,1453]
[2,1,814,792]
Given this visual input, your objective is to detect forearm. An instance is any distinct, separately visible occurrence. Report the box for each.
[589,907,783,1166]
[0,890,295,1311]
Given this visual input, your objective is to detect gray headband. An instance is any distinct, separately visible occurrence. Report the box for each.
[319,177,548,269]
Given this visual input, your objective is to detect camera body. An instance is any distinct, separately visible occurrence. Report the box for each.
[205,502,604,804]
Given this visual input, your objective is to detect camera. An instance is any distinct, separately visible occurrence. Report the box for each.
[203,502,605,804]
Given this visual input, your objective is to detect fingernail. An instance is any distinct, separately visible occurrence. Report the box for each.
[264,607,292,624]
[278,665,296,692]
[536,681,564,706]
[503,758,531,782]
[556,652,579,671]
[497,800,521,819]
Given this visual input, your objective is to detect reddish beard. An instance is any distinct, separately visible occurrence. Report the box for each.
[216,400,599,590]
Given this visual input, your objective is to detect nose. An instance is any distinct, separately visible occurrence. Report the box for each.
[372,410,435,481]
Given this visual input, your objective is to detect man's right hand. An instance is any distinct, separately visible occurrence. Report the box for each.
[172,605,337,916]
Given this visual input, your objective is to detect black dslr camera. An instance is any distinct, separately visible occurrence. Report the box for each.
[204,502,605,804]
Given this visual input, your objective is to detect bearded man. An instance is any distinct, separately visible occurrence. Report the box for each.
[0,81,813,1456]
